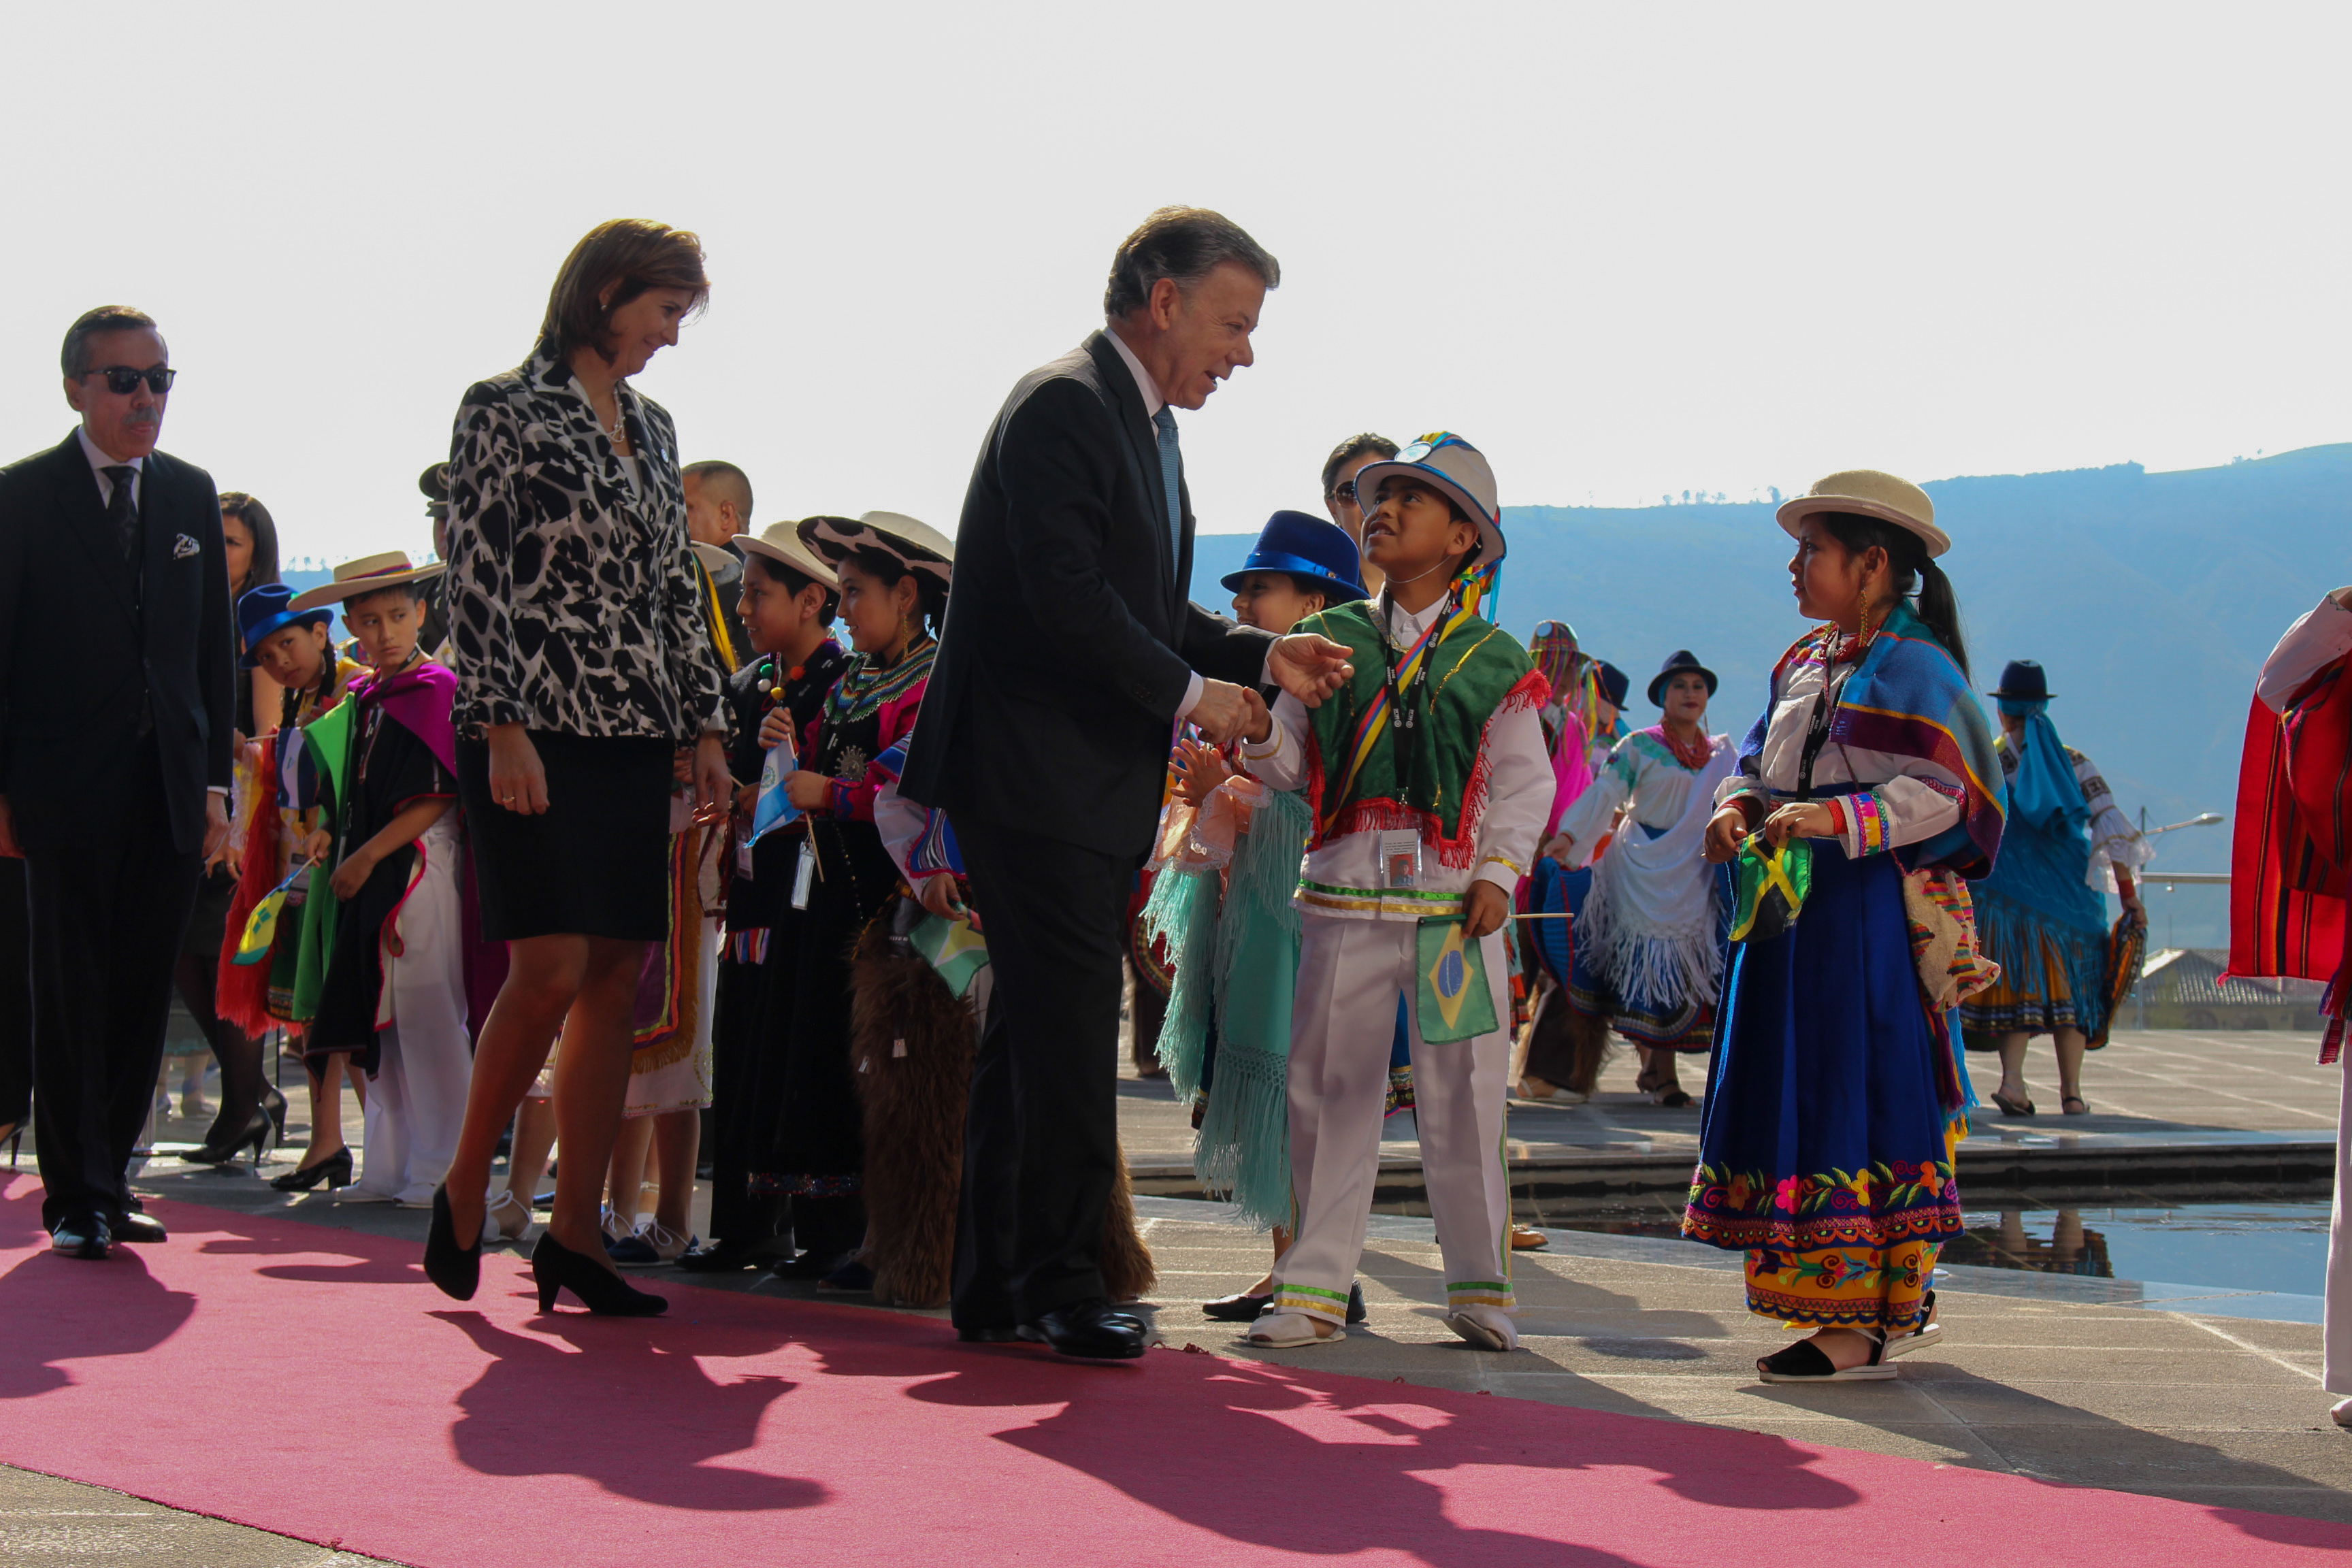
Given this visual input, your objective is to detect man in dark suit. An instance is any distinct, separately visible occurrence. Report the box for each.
[0,306,233,1258]
[900,208,1351,1356]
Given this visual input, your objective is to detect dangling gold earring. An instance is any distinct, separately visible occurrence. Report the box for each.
[1855,581,1872,638]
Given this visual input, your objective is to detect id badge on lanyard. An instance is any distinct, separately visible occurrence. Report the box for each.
[1379,829,1423,890]
[791,838,817,909]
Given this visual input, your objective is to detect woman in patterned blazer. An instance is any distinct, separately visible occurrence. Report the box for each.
[423,219,732,1316]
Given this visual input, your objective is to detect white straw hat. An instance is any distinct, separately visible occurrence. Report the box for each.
[729,522,840,589]
[286,550,446,614]
[1775,470,1950,559]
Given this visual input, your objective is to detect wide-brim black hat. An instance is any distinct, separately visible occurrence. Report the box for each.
[1595,660,1631,709]
[1647,649,1718,708]
[1987,659,2054,702]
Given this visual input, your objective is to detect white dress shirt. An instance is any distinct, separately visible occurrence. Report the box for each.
[1239,594,1551,920]
[1107,325,1237,721]
[78,425,144,508]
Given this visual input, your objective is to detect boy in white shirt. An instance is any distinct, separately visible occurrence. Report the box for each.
[1235,434,1552,1350]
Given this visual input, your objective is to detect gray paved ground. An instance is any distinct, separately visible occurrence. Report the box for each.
[14,1026,2344,1554]
[0,1462,395,1566]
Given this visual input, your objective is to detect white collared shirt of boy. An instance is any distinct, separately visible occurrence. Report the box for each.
[1237,593,1552,919]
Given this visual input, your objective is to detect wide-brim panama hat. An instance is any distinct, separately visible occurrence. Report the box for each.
[1988,659,2055,702]
[688,541,740,577]
[1775,469,1950,559]
[1646,649,1719,707]
[287,550,446,614]
[1220,509,1367,604]
[798,510,953,588]
[730,522,840,590]
[1348,431,1505,570]
[235,582,332,668]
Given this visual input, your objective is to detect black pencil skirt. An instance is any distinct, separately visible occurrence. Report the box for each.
[458,730,676,943]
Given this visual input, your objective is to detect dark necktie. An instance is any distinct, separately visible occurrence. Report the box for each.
[102,465,137,564]
[1152,406,1181,566]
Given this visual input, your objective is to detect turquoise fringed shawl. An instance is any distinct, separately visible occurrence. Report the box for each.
[1139,787,1311,1231]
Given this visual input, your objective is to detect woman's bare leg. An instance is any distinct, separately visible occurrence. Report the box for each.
[606,1114,655,1233]
[650,1108,701,1239]
[2053,1028,2089,1107]
[502,1096,558,1207]
[442,934,591,1243]
[542,936,652,1273]
[1994,1030,2031,1103]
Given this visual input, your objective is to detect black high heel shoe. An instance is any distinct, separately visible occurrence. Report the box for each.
[260,1083,289,1143]
[270,1147,353,1192]
[532,1231,666,1316]
[183,1108,274,1169]
[424,1184,483,1301]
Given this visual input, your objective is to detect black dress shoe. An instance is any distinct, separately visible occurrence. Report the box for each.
[110,1211,168,1245]
[765,1247,853,1281]
[1027,1298,1147,1360]
[956,1324,1025,1344]
[1204,1281,1368,1324]
[676,1237,793,1274]
[51,1215,111,1259]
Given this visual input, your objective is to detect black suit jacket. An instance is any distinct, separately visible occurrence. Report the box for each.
[899,331,1270,858]
[0,431,233,855]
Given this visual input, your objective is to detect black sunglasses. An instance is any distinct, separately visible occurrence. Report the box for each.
[86,365,176,395]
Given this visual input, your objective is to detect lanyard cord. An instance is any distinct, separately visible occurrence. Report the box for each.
[1378,581,1457,796]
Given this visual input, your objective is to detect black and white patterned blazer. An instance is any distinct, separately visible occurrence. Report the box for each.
[444,348,723,742]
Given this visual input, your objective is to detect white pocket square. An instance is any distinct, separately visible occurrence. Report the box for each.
[174,534,200,559]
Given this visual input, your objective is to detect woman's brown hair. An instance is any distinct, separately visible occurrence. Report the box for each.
[536,219,710,365]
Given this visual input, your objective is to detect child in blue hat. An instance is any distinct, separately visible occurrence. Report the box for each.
[1149,510,1369,1320]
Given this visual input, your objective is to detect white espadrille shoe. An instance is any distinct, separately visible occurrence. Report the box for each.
[1444,1306,1519,1352]
[1247,1311,1344,1348]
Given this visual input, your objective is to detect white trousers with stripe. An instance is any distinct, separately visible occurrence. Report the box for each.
[1273,913,1515,1326]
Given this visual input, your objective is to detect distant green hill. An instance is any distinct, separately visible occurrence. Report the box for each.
[1196,444,2352,945]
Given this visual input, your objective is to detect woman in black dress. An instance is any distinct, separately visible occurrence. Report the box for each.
[425,219,730,1316]
[176,491,291,1166]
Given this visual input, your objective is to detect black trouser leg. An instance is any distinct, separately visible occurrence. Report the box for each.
[707,956,782,1247]
[950,817,1130,1325]
[24,780,201,1229]
[0,858,30,1130]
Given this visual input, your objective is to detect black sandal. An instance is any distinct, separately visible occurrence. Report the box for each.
[2061,1095,2089,1115]
[1990,1088,2036,1116]
[1656,1089,1693,1109]
[1757,1329,1895,1382]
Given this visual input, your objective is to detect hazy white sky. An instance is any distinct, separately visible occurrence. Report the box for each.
[3,3,2344,562]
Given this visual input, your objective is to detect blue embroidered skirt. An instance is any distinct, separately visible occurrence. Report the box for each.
[1682,842,1963,1326]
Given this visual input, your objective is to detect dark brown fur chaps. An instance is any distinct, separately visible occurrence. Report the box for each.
[849,915,1156,1309]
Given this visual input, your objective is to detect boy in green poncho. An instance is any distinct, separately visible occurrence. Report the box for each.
[1234,434,1552,1351]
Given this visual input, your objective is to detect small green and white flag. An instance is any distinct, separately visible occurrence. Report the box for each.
[910,910,990,998]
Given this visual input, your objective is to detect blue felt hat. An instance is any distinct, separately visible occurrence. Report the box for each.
[237,583,332,668]
[1988,659,2054,702]
[1220,510,1367,603]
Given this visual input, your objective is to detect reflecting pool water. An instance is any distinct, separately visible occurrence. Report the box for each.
[1521,1194,2332,1298]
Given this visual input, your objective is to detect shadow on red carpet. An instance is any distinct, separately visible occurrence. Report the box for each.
[0,1176,2341,1567]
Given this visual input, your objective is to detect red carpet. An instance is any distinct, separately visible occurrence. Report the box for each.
[0,1175,2342,1568]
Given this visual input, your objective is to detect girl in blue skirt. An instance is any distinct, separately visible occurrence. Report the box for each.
[1690,470,2004,1382]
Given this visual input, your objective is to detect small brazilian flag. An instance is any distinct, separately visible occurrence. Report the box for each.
[1416,917,1497,1044]
[909,911,990,999]
[233,863,310,967]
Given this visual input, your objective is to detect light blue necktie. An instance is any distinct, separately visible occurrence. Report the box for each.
[1152,405,1182,565]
